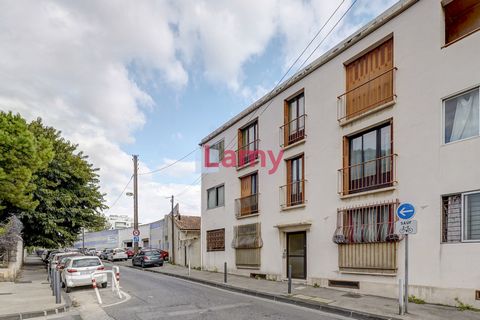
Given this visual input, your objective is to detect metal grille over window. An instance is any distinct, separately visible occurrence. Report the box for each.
[333,200,400,244]
[206,229,225,252]
[442,195,462,243]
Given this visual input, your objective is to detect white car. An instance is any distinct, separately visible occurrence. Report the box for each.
[50,252,81,271]
[107,248,128,261]
[61,256,107,292]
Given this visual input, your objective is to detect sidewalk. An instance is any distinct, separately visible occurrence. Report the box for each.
[0,255,70,319]
[123,262,480,320]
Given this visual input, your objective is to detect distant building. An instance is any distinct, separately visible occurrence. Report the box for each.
[106,214,134,230]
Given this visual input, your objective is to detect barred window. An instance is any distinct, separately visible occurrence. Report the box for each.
[206,229,225,252]
[443,192,480,242]
[333,201,399,244]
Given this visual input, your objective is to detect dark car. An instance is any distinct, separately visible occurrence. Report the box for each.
[132,250,163,268]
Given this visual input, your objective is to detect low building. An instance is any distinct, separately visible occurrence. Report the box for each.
[200,0,480,308]
[106,214,134,230]
[165,213,201,268]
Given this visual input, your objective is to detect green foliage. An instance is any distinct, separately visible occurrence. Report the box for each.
[0,112,107,248]
[408,295,426,304]
[455,298,480,312]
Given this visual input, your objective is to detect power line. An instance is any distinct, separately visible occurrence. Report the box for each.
[175,175,202,198]
[106,175,133,211]
[138,147,200,176]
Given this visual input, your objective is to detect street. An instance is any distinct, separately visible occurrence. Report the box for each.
[102,264,347,320]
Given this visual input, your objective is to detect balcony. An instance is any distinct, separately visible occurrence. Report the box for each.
[279,115,307,148]
[338,154,397,196]
[236,139,260,168]
[337,67,397,123]
[280,180,306,209]
[235,194,259,218]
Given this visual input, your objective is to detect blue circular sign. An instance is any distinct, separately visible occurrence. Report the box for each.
[396,203,415,220]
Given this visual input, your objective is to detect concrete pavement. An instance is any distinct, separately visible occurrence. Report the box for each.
[113,260,480,320]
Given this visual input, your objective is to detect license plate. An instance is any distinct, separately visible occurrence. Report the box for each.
[80,271,92,275]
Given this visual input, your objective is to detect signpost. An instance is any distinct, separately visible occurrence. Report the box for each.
[396,202,416,315]
[133,229,140,237]
[133,236,139,243]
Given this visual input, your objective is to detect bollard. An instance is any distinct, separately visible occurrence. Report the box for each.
[92,277,102,304]
[224,262,227,283]
[52,268,56,296]
[398,278,404,315]
[287,264,292,294]
[55,270,61,304]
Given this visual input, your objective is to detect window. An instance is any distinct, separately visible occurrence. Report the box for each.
[282,93,305,146]
[443,191,480,242]
[281,155,305,207]
[340,38,394,121]
[207,184,225,209]
[209,139,225,162]
[444,0,480,45]
[236,173,259,217]
[232,223,262,267]
[443,87,479,143]
[341,122,394,195]
[333,201,398,244]
[206,229,225,252]
[237,121,258,166]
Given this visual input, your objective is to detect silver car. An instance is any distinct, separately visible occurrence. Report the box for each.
[61,256,107,292]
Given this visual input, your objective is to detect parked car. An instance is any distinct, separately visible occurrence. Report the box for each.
[100,249,112,260]
[95,250,102,257]
[154,249,169,261]
[132,249,164,268]
[56,254,82,271]
[125,248,135,259]
[61,256,107,293]
[107,248,128,262]
[50,252,83,271]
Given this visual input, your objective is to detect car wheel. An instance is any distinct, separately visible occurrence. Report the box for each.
[159,263,163,267]
[101,282,107,289]
[141,261,145,268]
[65,285,71,293]
[61,281,65,288]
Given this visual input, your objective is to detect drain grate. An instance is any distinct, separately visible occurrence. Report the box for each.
[343,292,362,298]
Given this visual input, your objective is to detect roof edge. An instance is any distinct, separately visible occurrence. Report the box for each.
[199,0,418,145]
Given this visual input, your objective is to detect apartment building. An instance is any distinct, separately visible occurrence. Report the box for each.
[200,0,480,307]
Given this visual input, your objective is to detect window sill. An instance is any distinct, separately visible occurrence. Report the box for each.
[339,270,397,277]
[282,139,306,151]
[442,27,480,49]
[236,265,261,270]
[236,159,259,171]
[281,203,306,211]
[339,99,396,127]
[340,186,396,199]
[236,213,260,220]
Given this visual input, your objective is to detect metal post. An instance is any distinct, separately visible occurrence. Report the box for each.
[55,270,61,304]
[171,195,175,264]
[51,268,55,295]
[404,234,409,313]
[398,278,404,315]
[224,262,227,283]
[133,155,139,254]
[287,264,292,294]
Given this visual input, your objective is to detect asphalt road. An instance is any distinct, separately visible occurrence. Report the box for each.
[102,264,348,320]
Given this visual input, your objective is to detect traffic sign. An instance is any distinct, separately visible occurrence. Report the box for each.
[133,229,140,236]
[396,203,415,220]
[395,220,417,235]
[133,236,139,242]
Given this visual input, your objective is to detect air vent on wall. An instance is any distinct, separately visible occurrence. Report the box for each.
[328,280,360,290]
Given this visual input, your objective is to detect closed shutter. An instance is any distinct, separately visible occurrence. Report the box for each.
[233,223,262,267]
[345,38,394,119]
[444,0,480,44]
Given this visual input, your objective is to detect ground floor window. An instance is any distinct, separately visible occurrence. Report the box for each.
[442,191,480,242]
[206,229,225,252]
[232,223,262,268]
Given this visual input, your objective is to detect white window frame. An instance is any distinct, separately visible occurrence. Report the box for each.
[210,139,225,162]
[442,86,480,145]
[461,190,480,242]
[207,184,225,210]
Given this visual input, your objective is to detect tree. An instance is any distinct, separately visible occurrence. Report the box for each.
[22,119,107,247]
[0,112,52,220]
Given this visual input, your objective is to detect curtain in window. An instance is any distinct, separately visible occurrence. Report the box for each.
[352,210,362,243]
[363,207,377,242]
[449,89,479,142]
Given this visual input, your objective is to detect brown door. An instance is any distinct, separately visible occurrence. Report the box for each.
[287,231,306,279]
[240,175,252,216]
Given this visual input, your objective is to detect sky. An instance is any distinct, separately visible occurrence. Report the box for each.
[0,0,397,223]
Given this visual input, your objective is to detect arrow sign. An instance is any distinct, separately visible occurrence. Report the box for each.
[396,203,415,220]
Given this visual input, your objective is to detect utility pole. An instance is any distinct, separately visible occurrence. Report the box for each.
[133,155,139,254]
[170,195,175,264]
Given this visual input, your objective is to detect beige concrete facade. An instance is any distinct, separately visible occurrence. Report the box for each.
[200,0,480,307]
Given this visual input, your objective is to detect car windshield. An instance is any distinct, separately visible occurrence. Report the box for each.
[144,251,159,256]
[115,249,125,253]
[72,258,101,268]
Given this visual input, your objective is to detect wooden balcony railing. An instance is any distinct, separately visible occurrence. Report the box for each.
[236,139,260,167]
[338,154,397,196]
[280,180,306,209]
[279,114,307,147]
[337,67,397,122]
[235,194,259,218]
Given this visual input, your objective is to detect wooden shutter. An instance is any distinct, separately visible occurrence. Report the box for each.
[283,101,290,146]
[444,0,480,44]
[345,38,394,119]
[342,136,350,195]
[240,175,252,215]
[286,159,292,207]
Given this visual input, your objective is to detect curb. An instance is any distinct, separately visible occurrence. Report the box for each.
[126,265,401,320]
[0,292,72,320]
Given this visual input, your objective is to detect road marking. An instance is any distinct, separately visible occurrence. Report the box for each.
[167,302,251,316]
[101,290,131,308]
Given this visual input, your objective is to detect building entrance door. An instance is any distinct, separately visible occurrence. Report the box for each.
[286,231,306,279]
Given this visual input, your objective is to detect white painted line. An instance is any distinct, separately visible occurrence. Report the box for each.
[101,290,131,308]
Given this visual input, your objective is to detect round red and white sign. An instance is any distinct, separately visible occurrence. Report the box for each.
[133,229,140,236]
